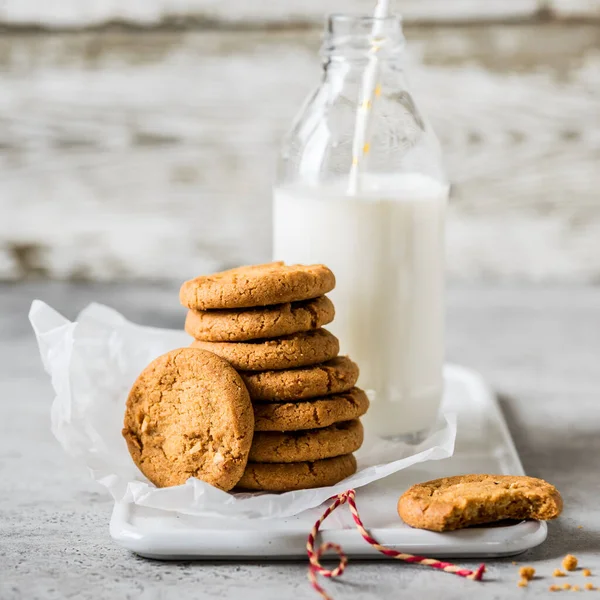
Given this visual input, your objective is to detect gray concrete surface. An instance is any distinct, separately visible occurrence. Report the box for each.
[1,282,599,599]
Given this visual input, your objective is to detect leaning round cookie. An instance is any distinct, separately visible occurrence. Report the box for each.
[122,347,254,490]
[253,388,369,432]
[249,419,363,463]
[191,329,339,371]
[185,296,335,342]
[241,356,359,401]
[398,474,563,532]
[180,262,335,310]
[237,454,357,492]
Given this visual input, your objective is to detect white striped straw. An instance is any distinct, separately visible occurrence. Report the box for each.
[347,0,390,195]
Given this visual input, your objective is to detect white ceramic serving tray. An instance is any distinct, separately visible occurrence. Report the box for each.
[110,364,547,559]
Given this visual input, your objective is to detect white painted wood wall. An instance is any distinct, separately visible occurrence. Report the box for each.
[1,1,599,282]
[2,0,600,27]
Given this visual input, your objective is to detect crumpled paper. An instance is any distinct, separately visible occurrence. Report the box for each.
[29,299,456,519]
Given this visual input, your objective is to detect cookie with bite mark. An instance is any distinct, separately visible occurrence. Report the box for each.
[397,474,563,532]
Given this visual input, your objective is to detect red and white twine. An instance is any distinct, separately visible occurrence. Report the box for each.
[306,489,486,600]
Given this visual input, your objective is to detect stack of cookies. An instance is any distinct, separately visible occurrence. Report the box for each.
[179,262,369,492]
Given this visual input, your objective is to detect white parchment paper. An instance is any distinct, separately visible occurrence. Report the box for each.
[29,299,456,519]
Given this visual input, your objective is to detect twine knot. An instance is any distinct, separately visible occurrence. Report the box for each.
[306,489,485,599]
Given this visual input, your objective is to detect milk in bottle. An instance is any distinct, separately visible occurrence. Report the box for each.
[273,14,448,439]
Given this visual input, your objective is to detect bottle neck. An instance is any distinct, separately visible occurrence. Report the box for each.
[320,14,405,63]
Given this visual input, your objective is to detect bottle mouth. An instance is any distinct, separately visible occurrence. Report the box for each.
[322,13,405,58]
[327,13,403,27]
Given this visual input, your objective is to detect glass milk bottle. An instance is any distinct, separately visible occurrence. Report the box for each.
[273,15,449,441]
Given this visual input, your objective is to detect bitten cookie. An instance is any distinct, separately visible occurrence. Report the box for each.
[249,419,363,463]
[237,454,357,492]
[122,347,254,491]
[240,356,359,401]
[397,474,563,532]
[253,388,370,432]
[180,262,335,310]
[184,296,335,342]
[191,329,339,371]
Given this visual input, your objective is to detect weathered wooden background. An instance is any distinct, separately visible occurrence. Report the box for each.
[1,0,599,282]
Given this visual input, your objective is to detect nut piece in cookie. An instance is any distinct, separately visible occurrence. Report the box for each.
[122,347,254,491]
[397,474,563,532]
[180,262,335,310]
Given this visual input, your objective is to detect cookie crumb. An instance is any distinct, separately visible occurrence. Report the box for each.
[582,569,592,577]
[549,585,560,592]
[572,585,581,591]
[554,569,567,577]
[519,566,535,580]
[584,583,595,591]
[563,583,572,590]
[563,555,578,571]
[518,579,528,588]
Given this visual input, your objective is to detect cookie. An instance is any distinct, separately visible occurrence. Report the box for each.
[240,356,359,401]
[184,296,334,342]
[253,388,369,432]
[397,474,563,532]
[237,454,357,492]
[191,329,339,371]
[122,347,254,491]
[180,262,335,310]
[248,419,363,463]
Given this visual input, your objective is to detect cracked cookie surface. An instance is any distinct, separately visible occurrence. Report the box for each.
[237,454,357,492]
[191,328,339,371]
[397,474,563,532]
[249,419,363,463]
[122,347,254,490]
[185,296,334,342]
[180,262,335,310]
[240,356,359,401]
[253,388,369,431]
